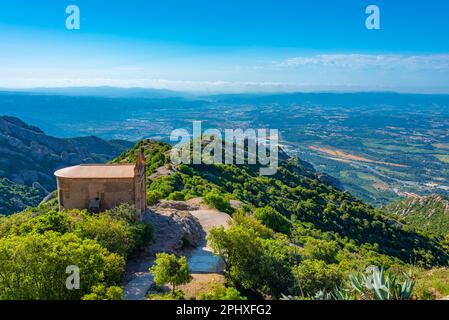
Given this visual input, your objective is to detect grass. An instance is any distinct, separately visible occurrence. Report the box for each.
[414,268,449,300]
[178,274,225,300]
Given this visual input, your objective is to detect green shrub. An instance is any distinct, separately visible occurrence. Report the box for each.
[0,203,152,300]
[147,190,164,206]
[231,212,273,239]
[150,253,192,296]
[301,237,340,264]
[147,289,185,300]
[168,191,185,201]
[82,284,123,300]
[0,232,125,300]
[74,213,135,257]
[18,210,71,235]
[253,206,292,235]
[74,213,153,258]
[204,191,233,214]
[293,260,343,296]
[130,220,156,247]
[209,215,297,298]
[106,203,139,222]
[199,284,247,300]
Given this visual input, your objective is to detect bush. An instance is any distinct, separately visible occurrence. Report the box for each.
[0,203,152,300]
[301,237,340,264]
[74,205,155,257]
[128,221,156,249]
[147,289,185,300]
[147,190,164,206]
[199,284,247,300]
[150,253,192,295]
[74,213,135,257]
[253,206,292,235]
[0,232,125,300]
[231,212,273,239]
[293,260,343,297]
[178,164,194,175]
[82,284,123,300]
[106,203,139,222]
[18,210,71,235]
[209,216,297,298]
[168,191,185,201]
[204,191,234,214]
[0,211,36,237]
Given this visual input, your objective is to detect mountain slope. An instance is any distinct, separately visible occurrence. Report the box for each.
[0,178,46,215]
[2,137,448,299]
[115,139,449,267]
[385,195,449,238]
[0,116,133,214]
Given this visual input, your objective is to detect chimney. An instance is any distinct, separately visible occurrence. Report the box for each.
[135,148,145,168]
[134,147,147,218]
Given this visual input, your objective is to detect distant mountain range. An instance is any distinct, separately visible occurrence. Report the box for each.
[0,116,134,214]
[0,87,189,99]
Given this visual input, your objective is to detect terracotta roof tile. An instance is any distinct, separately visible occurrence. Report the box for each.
[55,164,136,179]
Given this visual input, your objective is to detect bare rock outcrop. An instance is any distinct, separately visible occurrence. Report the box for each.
[143,201,205,255]
[157,199,200,211]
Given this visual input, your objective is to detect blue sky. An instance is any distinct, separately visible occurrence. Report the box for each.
[1,0,449,93]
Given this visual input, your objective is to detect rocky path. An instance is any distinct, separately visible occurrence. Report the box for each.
[122,262,155,300]
[122,199,231,300]
[187,209,230,273]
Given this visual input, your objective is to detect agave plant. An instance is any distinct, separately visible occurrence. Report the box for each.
[349,266,415,300]
[280,294,297,300]
[314,290,333,300]
[313,266,415,300]
[332,287,353,300]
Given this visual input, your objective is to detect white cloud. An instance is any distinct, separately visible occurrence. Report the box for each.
[1,52,449,94]
[277,54,449,71]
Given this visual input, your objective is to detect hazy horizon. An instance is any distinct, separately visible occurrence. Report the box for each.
[1,1,449,93]
[2,85,449,96]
